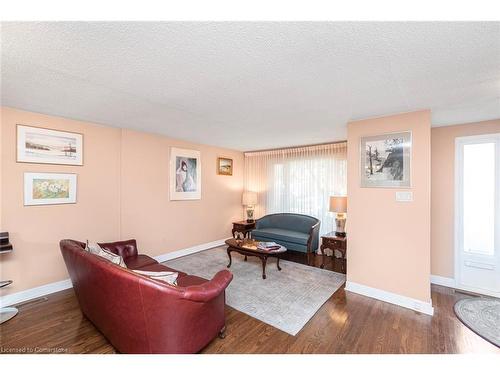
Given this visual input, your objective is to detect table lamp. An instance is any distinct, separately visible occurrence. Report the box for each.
[329,196,347,237]
[242,192,258,223]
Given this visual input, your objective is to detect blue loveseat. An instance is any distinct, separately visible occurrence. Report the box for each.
[251,213,320,253]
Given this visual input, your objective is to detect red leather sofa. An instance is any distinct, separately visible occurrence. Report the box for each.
[60,239,233,354]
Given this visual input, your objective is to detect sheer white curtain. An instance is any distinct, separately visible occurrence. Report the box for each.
[244,142,347,236]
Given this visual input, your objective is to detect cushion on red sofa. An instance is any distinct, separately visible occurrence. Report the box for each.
[98,239,138,259]
[136,262,187,278]
[123,254,158,269]
[133,269,179,285]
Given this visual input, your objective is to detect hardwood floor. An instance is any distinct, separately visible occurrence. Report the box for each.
[0,252,498,354]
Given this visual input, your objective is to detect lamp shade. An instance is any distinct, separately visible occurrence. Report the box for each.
[242,191,258,206]
[329,196,347,213]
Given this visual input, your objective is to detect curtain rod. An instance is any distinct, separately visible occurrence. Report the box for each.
[244,140,347,154]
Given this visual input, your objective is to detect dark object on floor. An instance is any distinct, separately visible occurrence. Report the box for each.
[454,297,500,348]
[0,232,18,324]
[59,239,232,353]
[0,231,13,252]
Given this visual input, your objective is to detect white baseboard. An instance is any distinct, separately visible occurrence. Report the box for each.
[0,279,73,308]
[431,275,500,297]
[0,238,228,308]
[430,275,456,288]
[345,281,434,316]
[154,238,227,263]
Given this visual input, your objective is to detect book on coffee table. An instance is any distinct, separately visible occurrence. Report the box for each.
[257,242,281,251]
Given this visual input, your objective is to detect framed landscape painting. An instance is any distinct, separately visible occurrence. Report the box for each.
[170,147,201,200]
[17,125,83,166]
[217,157,233,176]
[360,131,411,188]
[24,172,77,206]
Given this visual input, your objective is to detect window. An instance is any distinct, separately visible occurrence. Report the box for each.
[463,142,495,255]
[245,143,347,237]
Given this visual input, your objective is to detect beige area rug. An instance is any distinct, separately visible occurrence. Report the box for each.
[165,246,345,335]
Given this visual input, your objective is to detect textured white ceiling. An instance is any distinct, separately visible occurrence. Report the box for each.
[1,22,499,151]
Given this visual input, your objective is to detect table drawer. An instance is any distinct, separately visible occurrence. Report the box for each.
[322,238,346,249]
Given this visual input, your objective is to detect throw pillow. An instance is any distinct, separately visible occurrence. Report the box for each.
[85,240,100,254]
[86,241,127,268]
[133,269,178,286]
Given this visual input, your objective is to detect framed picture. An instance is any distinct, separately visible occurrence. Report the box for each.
[17,125,83,166]
[24,172,77,206]
[170,147,201,200]
[217,157,233,176]
[360,131,411,188]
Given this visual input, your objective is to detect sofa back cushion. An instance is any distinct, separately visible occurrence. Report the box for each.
[257,213,319,234]
[98,239,138,259]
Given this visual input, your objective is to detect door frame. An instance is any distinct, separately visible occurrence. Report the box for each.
[454,133,500,298]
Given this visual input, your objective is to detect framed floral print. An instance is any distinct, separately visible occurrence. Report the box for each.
[24,172,77,206]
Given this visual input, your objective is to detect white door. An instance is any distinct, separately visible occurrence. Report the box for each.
[455,133,500,297]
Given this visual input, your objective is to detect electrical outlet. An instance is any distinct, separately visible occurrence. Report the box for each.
[395,191,413,202]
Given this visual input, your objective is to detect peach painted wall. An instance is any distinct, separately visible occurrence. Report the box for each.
[0,107,122,296]
[0,107,244,296]
[431,119,500,278]
[120,129,244,256]
[347,110,432,303]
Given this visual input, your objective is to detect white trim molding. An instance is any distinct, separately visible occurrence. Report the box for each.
[0,279,73,308]
[430,275,456,288]
[0,238,228,308]
[430,275,500,298]
[345,281,434,316]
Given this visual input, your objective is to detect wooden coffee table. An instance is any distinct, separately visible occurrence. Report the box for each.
[225,238,287,279]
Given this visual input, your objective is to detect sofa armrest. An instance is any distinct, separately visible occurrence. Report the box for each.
[181,270,233,303]
[307,221,321,252]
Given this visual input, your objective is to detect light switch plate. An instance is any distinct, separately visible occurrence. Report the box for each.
[396,191,413,202]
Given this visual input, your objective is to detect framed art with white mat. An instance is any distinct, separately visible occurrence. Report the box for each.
[360,131,411,188]
[24,172,77,206]
[170,147,201,200]
[17,125,83,166]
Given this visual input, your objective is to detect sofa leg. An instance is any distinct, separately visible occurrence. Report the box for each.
[218,326,226,339]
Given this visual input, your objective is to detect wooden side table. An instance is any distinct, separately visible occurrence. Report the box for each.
[232,220,256,239]
[320,232,347,272]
